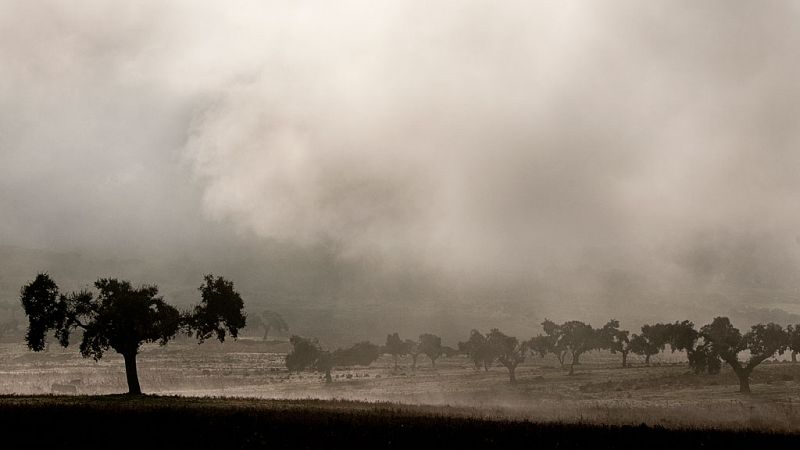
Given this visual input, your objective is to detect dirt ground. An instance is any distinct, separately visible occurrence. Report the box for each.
[1,338,799,431]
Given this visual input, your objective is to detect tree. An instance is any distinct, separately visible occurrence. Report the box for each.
[686,341,722,375]
[628,323,668,366]
[599,319,631,368]
[187,275,247,343]
[286,336,380,383]
[20,273,245,395]
[537,319,570,367]
[257,310,288,341]
[458,329,495,371]
[332,341,381,367]
[285,335,333,382]
[418,333,444,368]
[527,334,557,364]
[406,339,422,370]
[556,321,599,375]
[787,324,800,363]
[486,329,526,384]
[384,332,411,370]
[662,320,720,374]
[286,335,321,371]
[701,317,788,394]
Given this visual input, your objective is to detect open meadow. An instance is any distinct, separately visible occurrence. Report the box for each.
[2,338,800,433]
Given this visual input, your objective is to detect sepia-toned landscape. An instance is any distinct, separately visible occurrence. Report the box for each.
[4,0,800,448]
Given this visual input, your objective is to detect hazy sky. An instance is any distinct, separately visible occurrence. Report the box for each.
[3,1,800,323]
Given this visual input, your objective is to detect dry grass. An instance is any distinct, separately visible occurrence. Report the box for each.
[1,340,799,432]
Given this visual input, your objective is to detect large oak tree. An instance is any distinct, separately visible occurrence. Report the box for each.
[20,273,246,395]
[701,317,787,394]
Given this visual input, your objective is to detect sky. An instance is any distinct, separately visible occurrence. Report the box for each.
[2,1,800,332]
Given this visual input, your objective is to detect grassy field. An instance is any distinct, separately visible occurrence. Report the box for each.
[1,339,800,435]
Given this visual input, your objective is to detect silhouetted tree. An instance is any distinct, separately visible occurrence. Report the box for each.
[384,332,411,370]
[459,329,495,371]
[486,328,526,384]
[287,337,380,383]
[406,339,422,370]
[285,335,320,371]
[527,334,555,363]
[787,324,800,363]
[419,333,444,368]
[599,319,631,368]
[558,321,599,375]
[256,310,288,341]
[333,341,381,367]
[529,319,569,366]
[629,323,668,366]
[187,275,247,343]
[20,273,245,394]
[701,317,788,394]
[662,320,720,374]
[663,321,696,356]
[286,335,332,382]
[686,341,722,375]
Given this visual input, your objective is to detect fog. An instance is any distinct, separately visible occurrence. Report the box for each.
[2,1,800,341]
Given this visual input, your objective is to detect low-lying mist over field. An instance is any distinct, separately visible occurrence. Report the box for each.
[2,1,800,440]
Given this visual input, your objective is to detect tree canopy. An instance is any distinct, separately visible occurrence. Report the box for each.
[701,317,787,393]
[19,273,246,394]
[384,332,412,370]
[418,333,444,368]
[458,329,495,371]
[599,319,631,368]
[286,336,381,382]
[486,328,526,383]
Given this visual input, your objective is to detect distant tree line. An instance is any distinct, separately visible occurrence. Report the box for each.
[289,318,800,394]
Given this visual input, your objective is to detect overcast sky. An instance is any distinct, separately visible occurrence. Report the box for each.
[3,1,800,321]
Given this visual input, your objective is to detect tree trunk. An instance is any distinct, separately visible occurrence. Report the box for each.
[508,366,517,384]
[411,354,418,371]
[572,352,580,366]
[736,368,751,394]
[262,325,271,342]
[792,351,797,363]
[569,361,575,375]
[483,361,489,372]
[393,354,399,370]
[123,352,142,395]
[622,351,628,368]
[645,354,651,366]
[325,369,332,383]
[431,356,436,368]
[557,352,565,367]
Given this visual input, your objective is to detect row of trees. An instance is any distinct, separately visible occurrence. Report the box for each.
[16,273,800,395]
[514,318,798,393]
[285,333,462,382]
[288,318,800,393]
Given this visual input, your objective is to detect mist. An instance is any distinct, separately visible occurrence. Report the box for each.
[3,0,800,340]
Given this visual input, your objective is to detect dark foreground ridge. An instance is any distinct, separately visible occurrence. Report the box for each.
[0,395,797,449]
